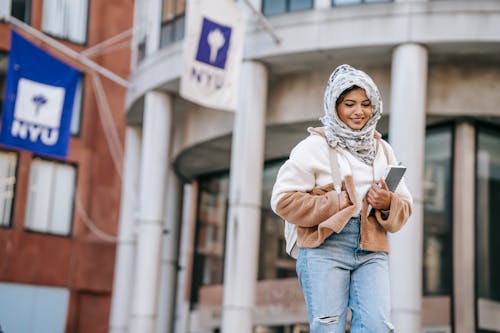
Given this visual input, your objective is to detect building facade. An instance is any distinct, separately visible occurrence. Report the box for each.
[0,1,132,332]
[115,0,500,333]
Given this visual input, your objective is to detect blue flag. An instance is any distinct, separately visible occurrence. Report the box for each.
[0,31,81,158]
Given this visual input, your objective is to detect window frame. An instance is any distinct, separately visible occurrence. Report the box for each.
[474,120,500,332]
[41,0,90,45]
[70,76,84,137]
[190,171,229,306]
[262,0,314,16]
[24,156,78,237]
[0,149,20,229]
[259,157,296,280]
[422,122,455,297]
[159,0,186,48]
[10,0,32,24]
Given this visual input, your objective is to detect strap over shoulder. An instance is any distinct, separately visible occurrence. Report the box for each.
[378,139,396,165]
[328,147,342,193]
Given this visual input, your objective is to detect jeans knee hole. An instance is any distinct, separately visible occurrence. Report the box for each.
[315,315,340,324]
[384,319,395,332]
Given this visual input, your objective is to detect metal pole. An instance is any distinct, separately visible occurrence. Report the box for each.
[4,15,130,88]
[81,28,133,57]
[241,0,281,45]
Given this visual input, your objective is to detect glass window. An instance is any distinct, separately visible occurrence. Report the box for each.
[191,161,296,304]
[332,0,391,6]
[160,0,185,48]
[262,0,313,16]
[476,125,500,332]
[70,78,83,136]
[0,282,69,333]
[41,0,88,44]
[25,158,76,236]
[423,126,453,296]
[135,1,148,64]
[259,160,296,279]
[11,0,31,24]
[191,173,229,303]
[0,151,17,227]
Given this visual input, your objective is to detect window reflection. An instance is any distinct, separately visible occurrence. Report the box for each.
[11,0,31,24]
[194,174,229,291]
[262,0,313,16]
[191,160,296,304]
[160,0,185,48]
[476,126,500,331]
[423,126,453,295]
[0,151,17,227]
[259,160,296,279]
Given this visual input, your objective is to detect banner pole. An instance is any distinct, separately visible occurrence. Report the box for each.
[4,15,131,88]
[241,0,281,45]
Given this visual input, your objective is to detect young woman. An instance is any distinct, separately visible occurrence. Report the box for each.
[271,64,413,332]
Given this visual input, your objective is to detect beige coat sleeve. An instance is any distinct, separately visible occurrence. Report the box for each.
[270,136,352,228]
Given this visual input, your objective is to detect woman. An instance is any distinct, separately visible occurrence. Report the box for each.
[271,64,412,332]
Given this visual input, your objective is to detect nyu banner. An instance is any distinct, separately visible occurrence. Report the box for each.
[180,0,245,111]
[0,31,81,158]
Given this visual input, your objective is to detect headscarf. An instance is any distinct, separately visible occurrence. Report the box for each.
[320,64,383,165]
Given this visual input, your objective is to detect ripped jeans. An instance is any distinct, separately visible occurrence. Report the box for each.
[296,217,394,333]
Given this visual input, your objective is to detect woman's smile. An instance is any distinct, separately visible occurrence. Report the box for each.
[336,88,372,130]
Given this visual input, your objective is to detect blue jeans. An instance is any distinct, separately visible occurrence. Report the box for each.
[296,217,394,333]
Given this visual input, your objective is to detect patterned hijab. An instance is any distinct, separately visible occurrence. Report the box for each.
[320,64,383,165]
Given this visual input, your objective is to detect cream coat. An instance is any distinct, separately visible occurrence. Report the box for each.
[271,128,413,253]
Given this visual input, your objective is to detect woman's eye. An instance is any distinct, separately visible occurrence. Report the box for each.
[345,103,354,107]
[362,103,371,107]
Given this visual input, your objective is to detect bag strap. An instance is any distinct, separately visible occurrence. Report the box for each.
[379,139,392,164]
[329,139,391,194]
[328,147,342,194]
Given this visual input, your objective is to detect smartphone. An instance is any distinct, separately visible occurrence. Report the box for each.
[368,164,407,216]
[384,165,407,192]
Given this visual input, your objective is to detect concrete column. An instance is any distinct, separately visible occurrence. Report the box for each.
[453,123,475,333]
[145,0,162,55]
[221,61,268,333]
[156,169,182,333]
[388,43,428,333]
[173,183,197,333]
[129,92,173,333]
[109,127,142,333]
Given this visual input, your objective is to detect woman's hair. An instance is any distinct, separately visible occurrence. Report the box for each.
[335,85,362,108]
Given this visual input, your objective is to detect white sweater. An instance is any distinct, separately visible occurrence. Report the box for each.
[271,132,412,217]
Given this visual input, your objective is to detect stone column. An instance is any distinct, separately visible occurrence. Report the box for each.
[155,169,182,333]
[453,122,475,333]
[129,92,172,333]
[388,43,428,333]
[221,61,268,333]
[109,127,141,333]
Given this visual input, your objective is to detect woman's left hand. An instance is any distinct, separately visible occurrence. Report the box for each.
[367,180,392,210]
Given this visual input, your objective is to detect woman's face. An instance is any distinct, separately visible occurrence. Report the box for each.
[336,88,372,130]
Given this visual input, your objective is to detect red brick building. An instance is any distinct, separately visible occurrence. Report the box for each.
[0,1,132,332]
